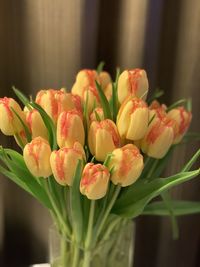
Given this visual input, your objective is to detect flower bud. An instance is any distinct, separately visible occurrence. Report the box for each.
[108,144,143,187]
[99,71,112,90]
[26,109,48,140]
[83,86,100,114]
[71,69,99,97]
[88,119,120,161]
[167,107,192,144]
[118,69,149,104]
[117,97,149,141]
[57,110,85,148]
[0,97,25,135]
[141,114,174,159]
[104,83,112,101]
[80,163,110,199]
[23,137,52,177]
[50,142,85,186]
[36,89,81,123]
[89,107,104,123]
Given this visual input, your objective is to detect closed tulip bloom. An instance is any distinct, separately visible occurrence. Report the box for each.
[80,163,110,199]
[26,109,48,140]
[167,107,192,144]
[83,86,100,114]
[57,110,85,148]
[23,137,52,177]
[118,69,149,104]
[36,89,81,123]
[89,107,104,123]
[50,142,85,186]
[141,114,175,159]
[99,71,112,90]
[104,83,112,101]
[117,97,149,141]
[108,144,143,187]
[0,97,25,135]
[71,69,99,97]
[88,119,120,161]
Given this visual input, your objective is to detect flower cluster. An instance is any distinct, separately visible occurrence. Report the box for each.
[0,68,192,201]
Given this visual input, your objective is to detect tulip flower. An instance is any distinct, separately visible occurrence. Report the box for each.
[23,137,52,177]
[108,144,143,187]
[36,89,82,123]
[57,110,85,148]
[0,97,25,135]
[88,119,120,161]
[26,109,48,140]
[89,107,104,123]
[82,86,100,114]
[167,107,192,144]
[104,83,112,101]
[80,163,110,199]
[117,97,149,141]
[99,71,112,90]
[50,142,85,186]
[71,69,99,97]
[141,113,175,159]
[118,68,149,104]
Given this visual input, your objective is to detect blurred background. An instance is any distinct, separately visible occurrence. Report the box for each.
[0,0,200,266]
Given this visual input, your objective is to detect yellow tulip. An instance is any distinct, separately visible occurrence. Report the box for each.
[104,83,112,101]
[50,142,85,186]
[82,86,100,114]
[36,89,82,123]
[71,69,99,97]
[57,110,85,148]
[108,144,144,187]
[0,97,25,135]
[141,111,175,159]
[118,69,149,104]
[88,119,120,161]
[89,107,104,123]
[23,137,52,177]
[80,163,110,199]
[99,71,112,90]
[26,109,48,140]
[117,97,149,141]
[167,107,192,144]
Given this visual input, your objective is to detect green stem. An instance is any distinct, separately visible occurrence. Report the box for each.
[72,244,80,267]
[95,185,121,242]
[82,200,96,267]
[44,180,71,237]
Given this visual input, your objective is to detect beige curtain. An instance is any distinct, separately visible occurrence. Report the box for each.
[0,0,199,266]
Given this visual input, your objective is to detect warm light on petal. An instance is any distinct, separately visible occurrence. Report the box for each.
[80,163,110,199]
[118,69,149,104]
[23,137,52,177]
[108,144,144,187]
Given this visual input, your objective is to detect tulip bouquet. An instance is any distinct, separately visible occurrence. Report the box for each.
[0,64,200,267]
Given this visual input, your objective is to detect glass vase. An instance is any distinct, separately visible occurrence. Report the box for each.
[49,219,135,267]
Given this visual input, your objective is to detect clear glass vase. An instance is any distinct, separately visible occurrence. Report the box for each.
[49,219,135,267]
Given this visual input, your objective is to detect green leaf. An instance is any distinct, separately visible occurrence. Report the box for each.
[166,99,188,112]
[110,83,118,122]
[0,148,52,210]
[70,160,83,244]
[147,88,164,104]
[96,61,105,74]
[143,201,200,216]
[30,101,57,150]
[112,169,200,218]
[181,148,200,172]
[11,107,32,142]
[12,86,31,109]
[95,81,112,119]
